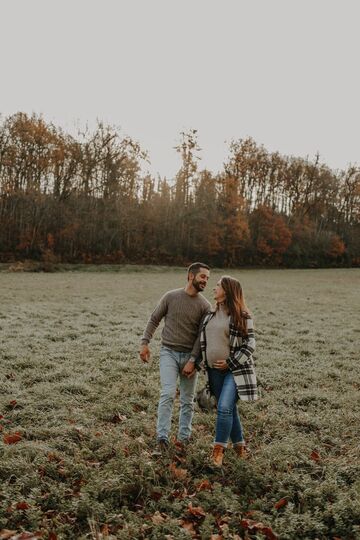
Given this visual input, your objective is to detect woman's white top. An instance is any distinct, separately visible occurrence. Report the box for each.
[205,305,230,368]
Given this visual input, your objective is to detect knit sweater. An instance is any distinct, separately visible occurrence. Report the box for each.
[141,288,211,353]
[204,306,230,368]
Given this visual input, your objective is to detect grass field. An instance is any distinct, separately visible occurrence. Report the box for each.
[0,267,359,539]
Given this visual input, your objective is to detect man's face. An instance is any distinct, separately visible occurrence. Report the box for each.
[190,268,210,292]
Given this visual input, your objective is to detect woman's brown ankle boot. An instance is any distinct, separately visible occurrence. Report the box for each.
[233,444,247,458]
[212,444,225,467]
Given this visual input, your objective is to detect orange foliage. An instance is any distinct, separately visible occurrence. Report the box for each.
[327,235,346,258]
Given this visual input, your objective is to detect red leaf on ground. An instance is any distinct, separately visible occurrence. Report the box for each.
[195,479,213,491]
[3,432,22,444]
[0,425,3,432]
[179,520,197,536]
[48,533,57,540]
[241,519,278,540]
[274,497,288,510]
[310,450,321,462]
[101,525,109,536]
[111,413,127,423]
[150,490,162,501]
[16,502,30,510]
[9,400,17,408]
[169,462,188,479]
[170,488,188,500]
[188,503,206,518]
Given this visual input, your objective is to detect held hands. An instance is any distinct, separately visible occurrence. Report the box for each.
[213,359,228,371]
[140,344,151,363]
[182,360,196,378]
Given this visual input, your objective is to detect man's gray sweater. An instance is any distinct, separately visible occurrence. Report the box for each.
[141,288,211,353]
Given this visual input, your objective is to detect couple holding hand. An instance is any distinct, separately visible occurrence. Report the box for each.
[139,262,257,467]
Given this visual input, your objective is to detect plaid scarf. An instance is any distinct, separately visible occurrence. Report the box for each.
[199,311,258,401]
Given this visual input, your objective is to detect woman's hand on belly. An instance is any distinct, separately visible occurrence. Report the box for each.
[213,359,228,371]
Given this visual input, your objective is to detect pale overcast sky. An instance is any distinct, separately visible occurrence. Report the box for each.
[1,0,359,178]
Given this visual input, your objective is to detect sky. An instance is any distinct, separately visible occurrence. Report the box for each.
[1,0,359,178]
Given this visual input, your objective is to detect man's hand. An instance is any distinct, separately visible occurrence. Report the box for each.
[213,359,228,371]
[182,360,196,378]
[140,344,151,363]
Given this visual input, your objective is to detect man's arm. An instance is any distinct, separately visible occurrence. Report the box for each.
[139,294,168,363]
[182,309,210,377]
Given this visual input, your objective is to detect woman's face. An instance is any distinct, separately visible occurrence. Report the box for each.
[213,280,226,303]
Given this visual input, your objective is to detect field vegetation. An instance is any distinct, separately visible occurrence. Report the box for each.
[0,267,359,539]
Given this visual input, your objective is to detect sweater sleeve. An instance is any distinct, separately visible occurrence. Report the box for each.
[141,293,168,345]
[227,318,256,371]
[189,310,210,368]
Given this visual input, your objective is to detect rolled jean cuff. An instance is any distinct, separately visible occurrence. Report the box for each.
[214,441,228,448]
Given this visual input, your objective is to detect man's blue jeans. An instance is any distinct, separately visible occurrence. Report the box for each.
[208,367,244,447]
[157,346,198,442]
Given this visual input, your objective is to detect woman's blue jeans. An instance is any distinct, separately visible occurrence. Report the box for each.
[208,367,244,447]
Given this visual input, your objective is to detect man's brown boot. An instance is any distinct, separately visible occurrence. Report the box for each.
[233,444,247,458]
[212,444,225,467]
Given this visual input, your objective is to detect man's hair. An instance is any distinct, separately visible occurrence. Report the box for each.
[187,262,210,278]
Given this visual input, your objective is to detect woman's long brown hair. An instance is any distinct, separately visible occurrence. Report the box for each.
[219,275,251,336]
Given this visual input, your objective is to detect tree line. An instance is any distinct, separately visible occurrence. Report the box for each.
[0,112,359,267]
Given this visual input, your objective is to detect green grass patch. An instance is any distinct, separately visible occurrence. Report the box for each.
[0,268,359,539]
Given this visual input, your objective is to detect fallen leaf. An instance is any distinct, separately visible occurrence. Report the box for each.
[310,450,321,462]
[240,519,278,540]
[48,533,57,540]
[151,511,166,525]
[0,531,17,540]
[16,502,30,510]
[179,520,196,536]
[150,490,162,501]
[274,497,288,510]
[188,503,206,518]
[195,479,212,491]
[9,400,17,408]
[3,432,22,444]
[101,524,109,536]
[170,488,188,500]
[169,462,188,479]
[216,515,231,525]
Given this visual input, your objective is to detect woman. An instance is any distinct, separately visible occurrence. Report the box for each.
[198,275,257,467]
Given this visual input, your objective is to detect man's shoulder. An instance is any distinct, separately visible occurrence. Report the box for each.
[166,288,184,295]
[162,288,184,300]
[197,293,211,308]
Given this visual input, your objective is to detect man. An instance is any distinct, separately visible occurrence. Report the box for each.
[140,262,211,449]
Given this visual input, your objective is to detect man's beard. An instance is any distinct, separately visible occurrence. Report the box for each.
[192,278,204,292]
